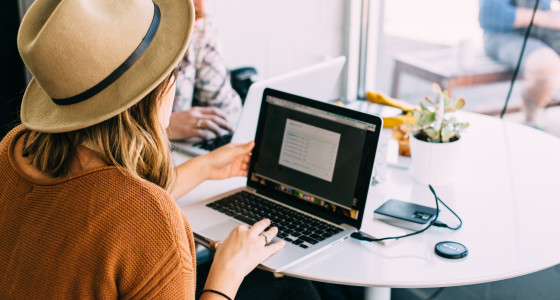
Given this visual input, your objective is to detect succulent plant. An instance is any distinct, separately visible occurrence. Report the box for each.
[409,83,469,143]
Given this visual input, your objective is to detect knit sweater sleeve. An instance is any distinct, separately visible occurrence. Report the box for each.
[124,241,195,300]
[146,215,199,299]
[118,186,198,300]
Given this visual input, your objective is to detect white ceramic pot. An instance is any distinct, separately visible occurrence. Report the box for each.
[409,133,462,186]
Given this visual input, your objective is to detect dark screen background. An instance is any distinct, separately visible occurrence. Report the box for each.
[254,102,366,208]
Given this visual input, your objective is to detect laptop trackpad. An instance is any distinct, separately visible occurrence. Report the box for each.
[199,219,241,242]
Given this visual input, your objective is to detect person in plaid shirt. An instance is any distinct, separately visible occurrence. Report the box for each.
[168,0,242,140]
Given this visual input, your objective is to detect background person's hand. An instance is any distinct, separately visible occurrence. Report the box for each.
[167,106,233,140]
[201,141,254,180]
[204,219,285,295]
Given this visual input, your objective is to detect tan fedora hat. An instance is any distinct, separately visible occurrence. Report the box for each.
[17,0,195,133]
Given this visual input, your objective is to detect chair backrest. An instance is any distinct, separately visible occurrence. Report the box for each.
[230,66,258,104]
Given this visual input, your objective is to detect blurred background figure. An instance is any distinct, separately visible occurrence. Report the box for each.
[168,0,242,140]
[479,0,560,129]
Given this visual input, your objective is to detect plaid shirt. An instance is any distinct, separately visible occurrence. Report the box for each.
[173,18,242,125]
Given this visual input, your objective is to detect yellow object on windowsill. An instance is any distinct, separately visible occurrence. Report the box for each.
[365,92,419,129]
[365,91,418,112]
[365,92,418,156]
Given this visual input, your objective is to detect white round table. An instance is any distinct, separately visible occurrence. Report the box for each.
[175,112,560,299]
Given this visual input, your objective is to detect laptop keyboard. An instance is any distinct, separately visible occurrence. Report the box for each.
[194,132,233,151]
[206,191,345,249]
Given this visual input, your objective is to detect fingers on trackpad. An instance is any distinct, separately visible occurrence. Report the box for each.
[199,219,241,242]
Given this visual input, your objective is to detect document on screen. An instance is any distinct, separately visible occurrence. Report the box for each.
[278,119,340,182]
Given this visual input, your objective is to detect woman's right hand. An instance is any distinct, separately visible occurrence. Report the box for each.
[202,219,285,298]
[212,219,284,279]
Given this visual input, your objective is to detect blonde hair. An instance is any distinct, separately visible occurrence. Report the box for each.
[22,69,178,190]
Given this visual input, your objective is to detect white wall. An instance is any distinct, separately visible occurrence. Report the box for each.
[18,0,355,97]
[206,0,349,81]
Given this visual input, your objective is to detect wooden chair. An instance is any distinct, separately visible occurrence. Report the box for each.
[391,47,515,99]
[390,47,560,115]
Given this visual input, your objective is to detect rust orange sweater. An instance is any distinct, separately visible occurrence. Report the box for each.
[0,126,197,299]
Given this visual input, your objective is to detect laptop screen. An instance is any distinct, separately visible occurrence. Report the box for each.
[248,88,381,228]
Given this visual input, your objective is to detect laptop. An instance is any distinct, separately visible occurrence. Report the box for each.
[185,88,383,272]
[171,56,346,156]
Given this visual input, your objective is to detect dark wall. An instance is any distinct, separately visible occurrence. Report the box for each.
[1,0,26,139]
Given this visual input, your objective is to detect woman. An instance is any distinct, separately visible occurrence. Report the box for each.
[0,0,311,298]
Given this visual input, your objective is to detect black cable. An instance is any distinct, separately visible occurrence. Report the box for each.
[500,0,540,118]
[431,191,462,230]
[351,184,460,242]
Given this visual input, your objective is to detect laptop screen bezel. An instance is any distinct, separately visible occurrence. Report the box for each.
[246,88,382,229]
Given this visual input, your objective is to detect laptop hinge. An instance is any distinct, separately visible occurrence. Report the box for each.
[254,187,345,225]
[245,186,257,193]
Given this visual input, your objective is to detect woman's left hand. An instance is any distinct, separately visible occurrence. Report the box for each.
[171,141,254,200]
[203,141,254,180]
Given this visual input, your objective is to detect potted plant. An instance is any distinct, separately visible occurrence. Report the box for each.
[408,83,469,185]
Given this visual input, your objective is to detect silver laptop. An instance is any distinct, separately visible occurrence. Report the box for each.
[185,88,383,272]
[171,56,346,156]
